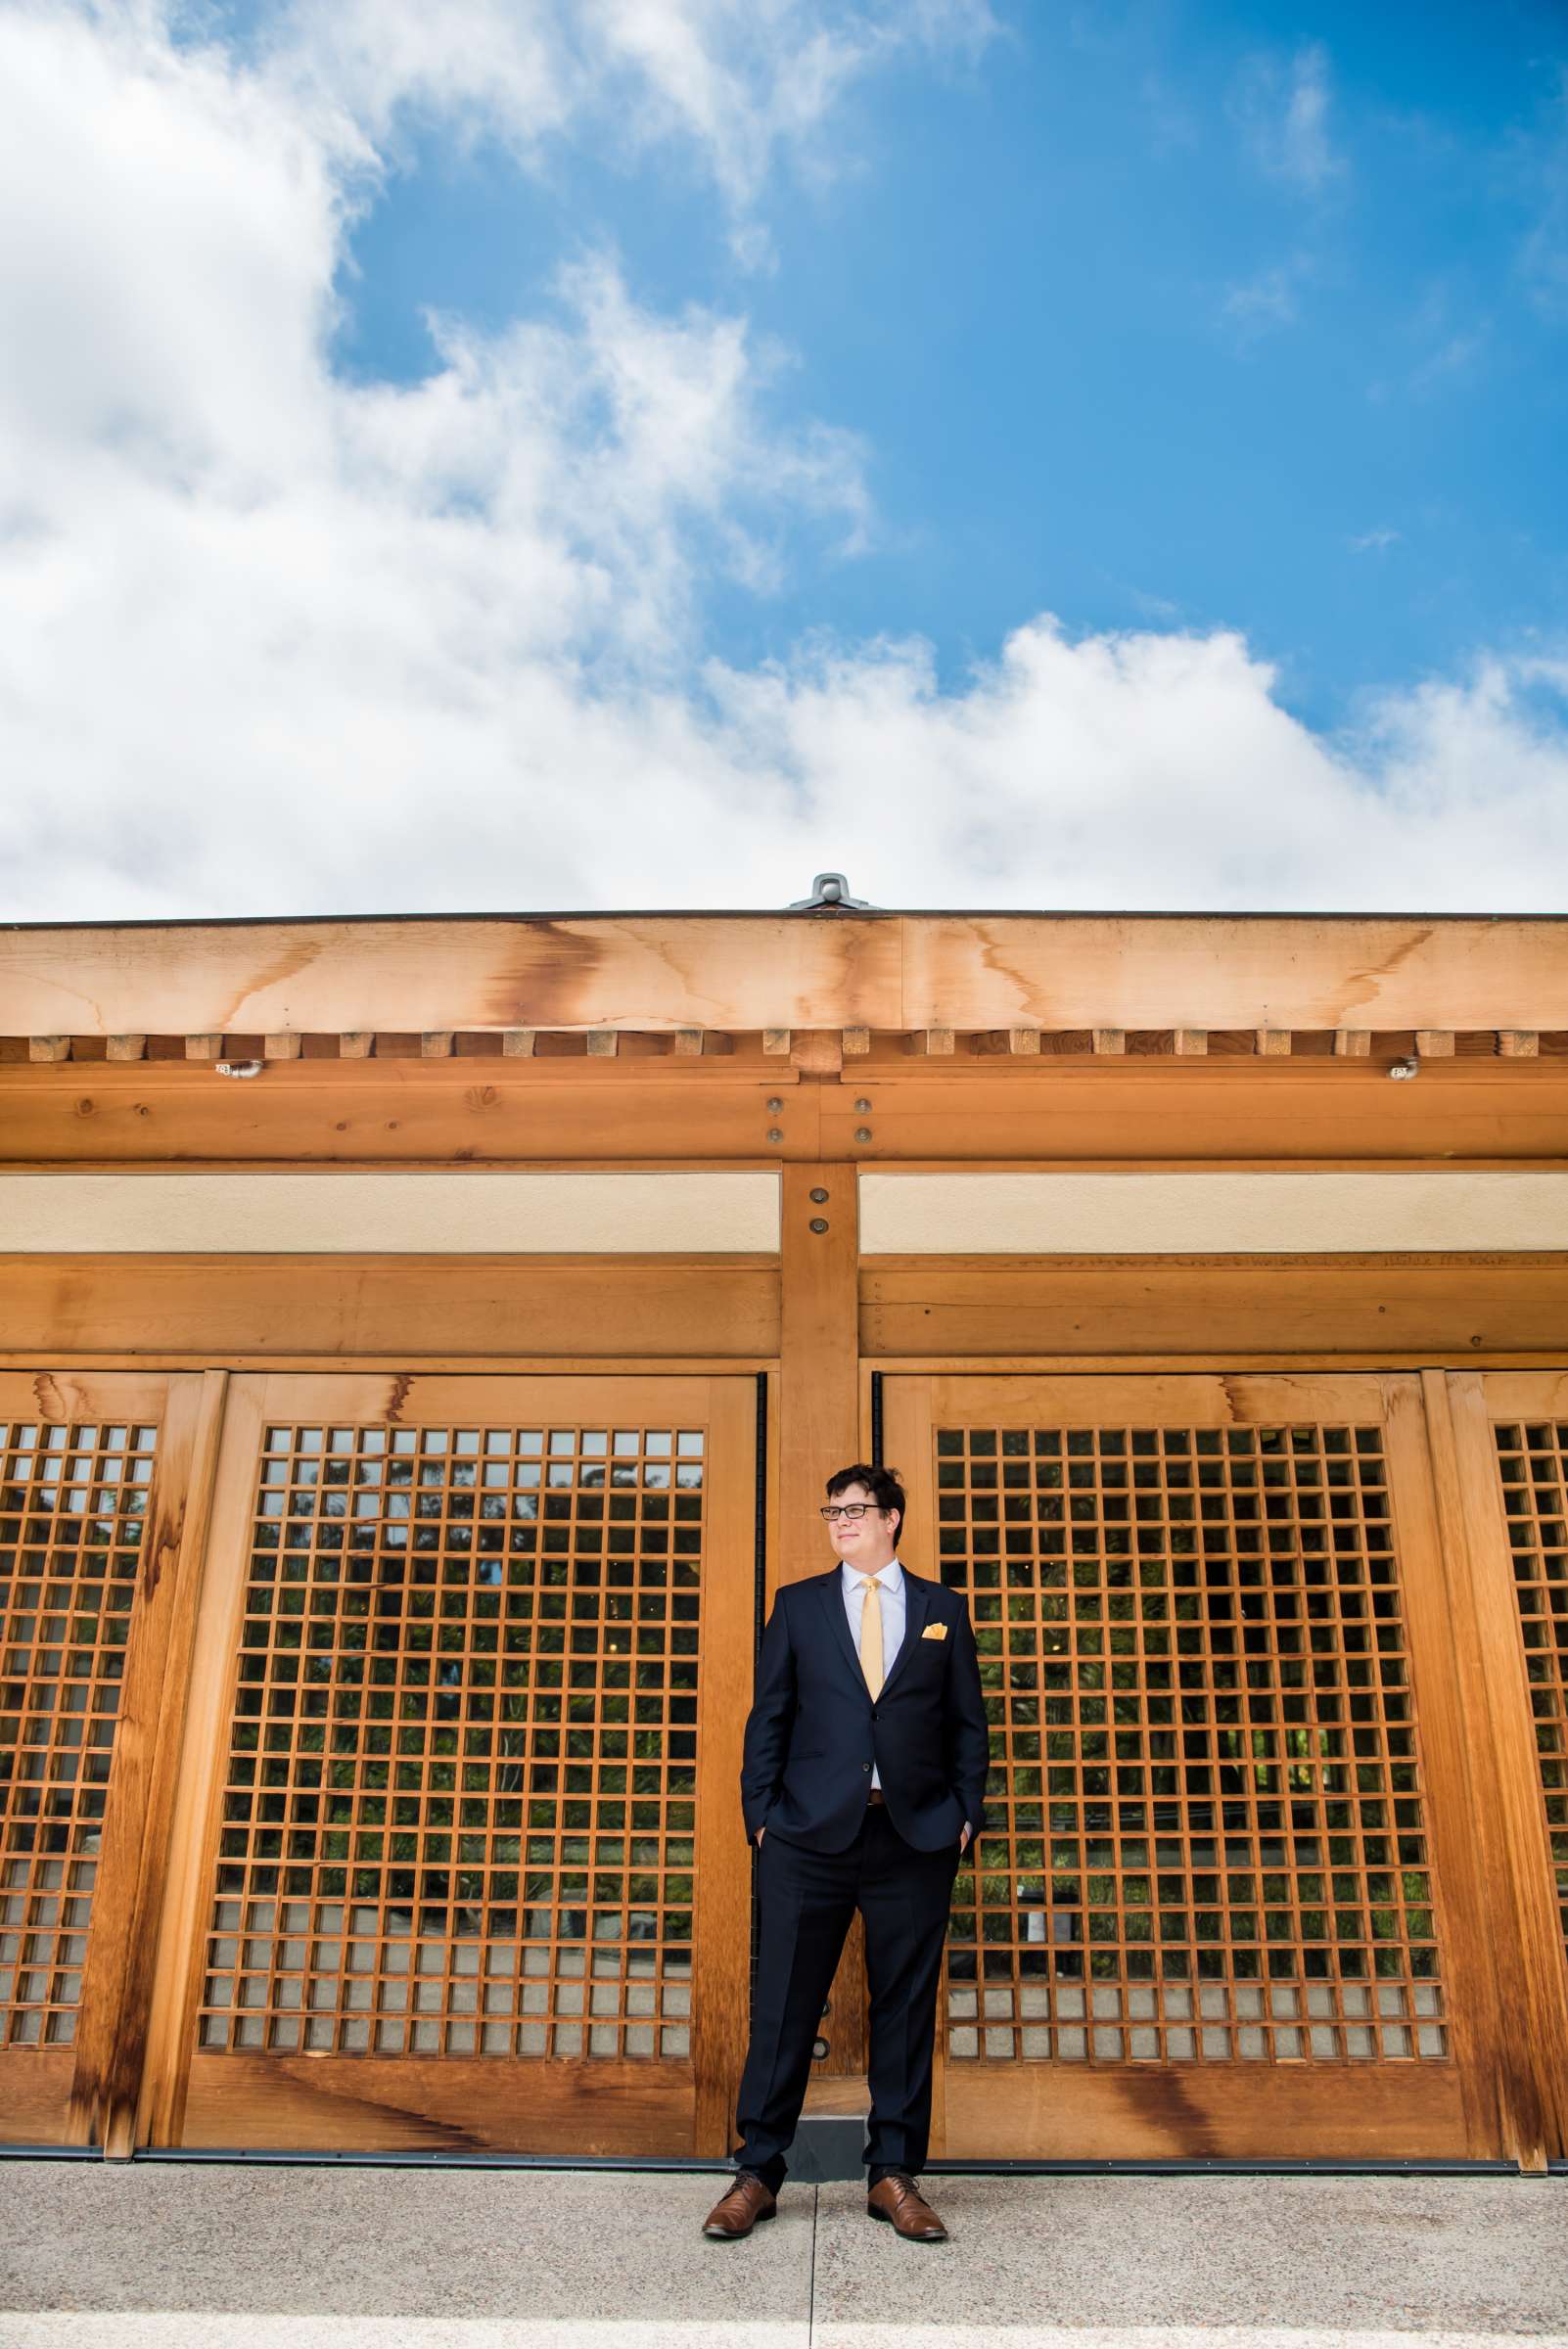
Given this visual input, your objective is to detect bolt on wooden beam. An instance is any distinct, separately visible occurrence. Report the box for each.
[1334,1030,1371,1057]
[339,1033,374,1058]
[106,1036,147,1063]
[184,1035,221,1062]
[501,1030,536,1057]
[672,1029,705,1056]
[1498,1031,1540,1057]
[586,1030,619,1057]
[263,1034,301,1061]
[28,1036,69,1063]
[924,1028,955,1055]
[1091,1028,1127,1055]
[420,1032,454,1059]
[1256,1030,1292,1056]
[842,1027,871,1056]
[1415,1031,1455,1057]
[1173,1030,1208,1056]
[1008,1029,1040,1055]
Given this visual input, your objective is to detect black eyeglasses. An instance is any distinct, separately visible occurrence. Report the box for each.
[820,1502,878,1522]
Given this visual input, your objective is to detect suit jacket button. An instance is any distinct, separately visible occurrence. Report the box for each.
[862,1762,871,1772]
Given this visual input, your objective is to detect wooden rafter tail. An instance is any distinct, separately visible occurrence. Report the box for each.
[924,1028,955,1056]
[1334,1030,1372,1057]
[672,1029,704,1057]
[1007,1029,1041,1055]
[1415,1031,1455,1058]
[842,1027,871,1056]
[338,1033,374,1059]
[762,1029,792,1056]
[420,1032,454,1059]
[28,1036,69,1063]
[262,1034,301,1062]
[1173,1029,1208,1057]
[184,1035,221,1062]
[586,1030,619,1058]
[791,1031,843,1075]
[1091,1028,1127,1055]
[1497,1031,1540,1058]
[106,1036,147,1063]
[501,1030,536,1057]
[1256,1030,1292,1057]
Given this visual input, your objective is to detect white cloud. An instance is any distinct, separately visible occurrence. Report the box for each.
[1232,41,1344,197]
[1,1,1567,925]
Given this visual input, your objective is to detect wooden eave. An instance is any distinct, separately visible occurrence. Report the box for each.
[4,910,1568,1040]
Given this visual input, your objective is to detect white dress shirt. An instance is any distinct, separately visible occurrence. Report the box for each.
[840,1555,905,1789]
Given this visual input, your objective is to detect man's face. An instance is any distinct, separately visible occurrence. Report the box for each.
[825,1481,899,1569]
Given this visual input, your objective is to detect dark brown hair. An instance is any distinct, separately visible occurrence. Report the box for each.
[824,1462,906,1543]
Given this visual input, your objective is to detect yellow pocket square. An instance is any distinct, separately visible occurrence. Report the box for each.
[921,1622,948,1641]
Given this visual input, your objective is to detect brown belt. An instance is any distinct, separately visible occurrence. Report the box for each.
[866,1789,886,1806]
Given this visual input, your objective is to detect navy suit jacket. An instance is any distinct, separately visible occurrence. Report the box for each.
[740,1565,991,1856]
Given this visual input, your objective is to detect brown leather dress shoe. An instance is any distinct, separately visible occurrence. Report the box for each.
[702,2170,778,2239]
[866,2172,948,2242]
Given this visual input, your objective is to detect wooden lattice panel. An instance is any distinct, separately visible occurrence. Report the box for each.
[1491,1417,1568,1956]
[936,1419,1448,2065]
[0,1418,158,2049]
[197,1418,705,2059]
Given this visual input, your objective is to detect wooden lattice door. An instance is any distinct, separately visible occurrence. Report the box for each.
[883,1373,1511,2161]
[0,1371,210,2148]
[137,1374,757,2156]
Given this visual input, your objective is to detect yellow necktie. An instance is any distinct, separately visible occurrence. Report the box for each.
[857,1575,884,1700]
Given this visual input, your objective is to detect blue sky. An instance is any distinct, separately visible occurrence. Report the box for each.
[327,0,1568,729]
[2,0,1567,915]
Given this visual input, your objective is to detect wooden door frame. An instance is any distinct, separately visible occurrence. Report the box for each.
[872,1361,1565,2167]
[133,1368,761,2159]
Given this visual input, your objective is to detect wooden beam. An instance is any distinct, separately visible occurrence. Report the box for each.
[1497,1032,1539,1058]
[673,1030,704,1057]
[762,1029,791,1057]
[1334,1030,1371,1057]
[1256,1030,1291,1057]
[859,1254,1568,1359]
[791,1032,843,1075]
[586,1030,618,1058]
[1173,1030,1208,1056]
[338,1033,374,1058]
[106,1036,146,1063]
[924,1028,954,1056]
[0,1255,782,1359]
[1416,1031,1455,1057]
[420,1031,454,1059]
[1091,1029,1126,1055]
[9,912,1568,1039]
[1007,1029,1040,1056]
[262,1034,300,1062]
[28,1036,69,1062]
[842,1027,871,1056]
[501,1030,535,1058]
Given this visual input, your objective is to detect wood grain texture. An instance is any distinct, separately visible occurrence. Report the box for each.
[179,2053,695,2153]
[1450,1372,1568,2159]
[860,1256,1568,1359]
[66,1373,229,2155]
[0,1257,781,1361]
[9,912,1568,1036]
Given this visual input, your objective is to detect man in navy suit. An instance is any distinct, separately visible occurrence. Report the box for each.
[702,1463,990,2245]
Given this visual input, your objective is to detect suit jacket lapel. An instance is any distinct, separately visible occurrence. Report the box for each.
[817,1570,871,1699]
[876,1568,932,1702]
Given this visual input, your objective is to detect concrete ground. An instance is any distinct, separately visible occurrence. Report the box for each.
[0,2161,1564,2349]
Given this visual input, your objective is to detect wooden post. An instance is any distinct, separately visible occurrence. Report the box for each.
[66,1372,229,2153]
[778,1162,868,2081]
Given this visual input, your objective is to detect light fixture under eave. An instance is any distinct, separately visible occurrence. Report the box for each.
[1388,1058,1420,1081]
[215,1059,264,1079]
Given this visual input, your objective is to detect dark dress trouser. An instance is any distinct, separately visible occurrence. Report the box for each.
[731,1801,962,2192]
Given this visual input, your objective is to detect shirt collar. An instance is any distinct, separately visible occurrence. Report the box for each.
[842,1555,902,1590]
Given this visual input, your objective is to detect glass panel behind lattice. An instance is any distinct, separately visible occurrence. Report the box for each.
[937,1421,1449,2066]
[1492,1420,1568,1956]
[0,1418,158,2048]
[197,1419,705,2058]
